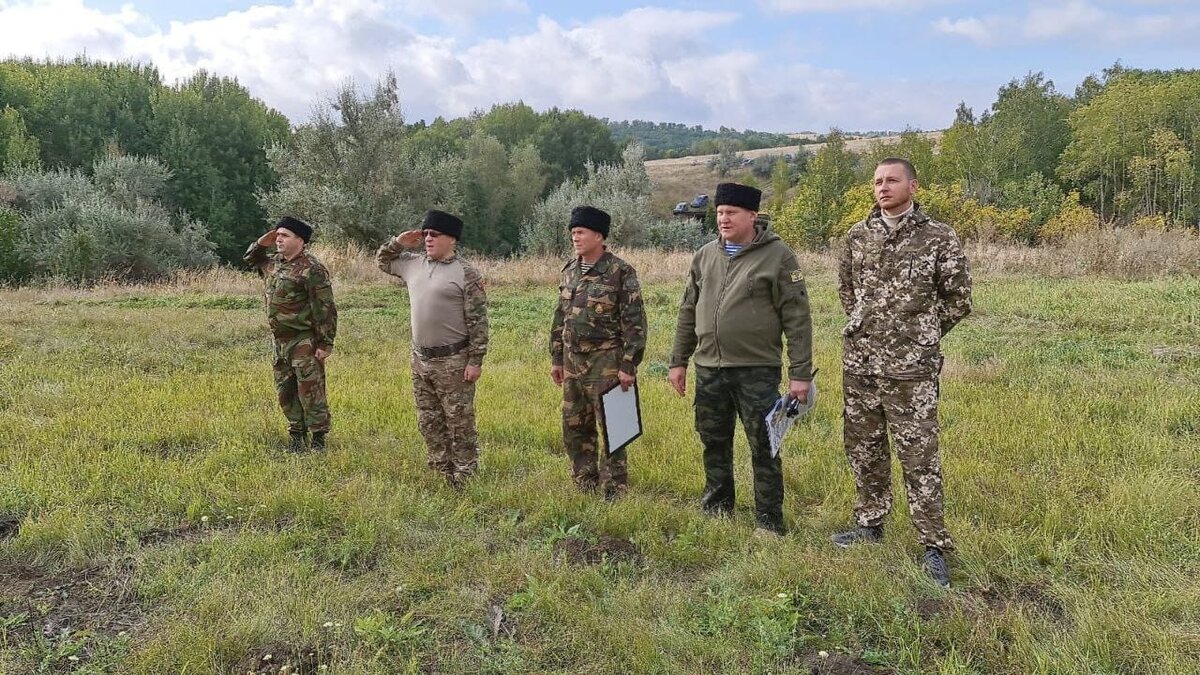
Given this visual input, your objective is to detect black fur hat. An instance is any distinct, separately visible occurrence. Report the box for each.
[276,216,313,242]
[714,183,762,211]
[568,205,611,238]
[422,209,464,239]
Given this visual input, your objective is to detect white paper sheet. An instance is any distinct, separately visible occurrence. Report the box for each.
[600,381,643,454]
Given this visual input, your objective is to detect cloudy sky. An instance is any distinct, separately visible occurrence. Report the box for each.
[2,0,1197,132]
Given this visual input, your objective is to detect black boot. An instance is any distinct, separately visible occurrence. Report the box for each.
[310,432,327,452]
[923,547,951,589]
[830,524,883,548]
[287,432,308,453]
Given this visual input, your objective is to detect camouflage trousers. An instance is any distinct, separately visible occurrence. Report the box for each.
[694,366,784,531]
[272,338,330,434]
[411,350,479,478]
[843,371,953,551]
[562,348,627,494]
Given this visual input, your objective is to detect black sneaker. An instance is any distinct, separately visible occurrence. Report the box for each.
[754,518,786,537]
[287,432,308,453]
[923,547,951,589]
[310,432,327,452]
[830,524,883,548]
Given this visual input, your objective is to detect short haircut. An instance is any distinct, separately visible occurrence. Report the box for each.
[878,157,917,181]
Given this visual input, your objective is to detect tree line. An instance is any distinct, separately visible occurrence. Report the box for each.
[2,57,1197,282]
[767,66,1200,249]
[606,120,800,160]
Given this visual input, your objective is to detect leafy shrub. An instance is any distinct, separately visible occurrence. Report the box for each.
[5,154,217,282]
[521,144,659,255]
[1040,191,1100,242]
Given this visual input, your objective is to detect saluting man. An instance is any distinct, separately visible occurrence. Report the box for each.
[377,210,489,488]
[244,216,338,453]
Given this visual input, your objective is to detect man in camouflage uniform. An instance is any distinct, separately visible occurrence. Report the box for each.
[377,210,488,488]
[244,216,338,453]
[832,157,972,588]
[669,183,814,535]
[549,206,647,501]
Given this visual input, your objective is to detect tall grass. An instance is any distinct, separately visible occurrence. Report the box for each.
[0,242,1196,673]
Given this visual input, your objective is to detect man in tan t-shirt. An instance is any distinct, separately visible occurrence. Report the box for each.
[377,210,489,487]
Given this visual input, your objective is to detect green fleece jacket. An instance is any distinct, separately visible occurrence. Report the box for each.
[670,225,814,380]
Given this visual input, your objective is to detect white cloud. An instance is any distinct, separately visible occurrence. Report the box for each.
[391,0,528,23]
[0,0,973,131]
[762,0,956,12]
[934,0,1200,46]
[1024,0,1106,39]
[931,16,1010,46]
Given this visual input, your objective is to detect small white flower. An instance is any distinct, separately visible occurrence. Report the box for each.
[201,516,210,523]
[263,653,272,661]
[776,593,788,598]
[117,631,128,637]
[322,621,334,628]
[68,656,80,662]
[818,651,829,659]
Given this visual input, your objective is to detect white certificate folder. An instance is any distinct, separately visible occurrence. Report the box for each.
[600,381,643,454]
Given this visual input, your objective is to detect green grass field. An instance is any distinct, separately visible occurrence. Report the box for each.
[0,268,1197,674]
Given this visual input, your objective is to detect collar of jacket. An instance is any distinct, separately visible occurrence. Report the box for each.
[719,223,779,255]
[868,201,930,238]
[576,250,614,275]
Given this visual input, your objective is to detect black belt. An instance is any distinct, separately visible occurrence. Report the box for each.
[414,338,469,359]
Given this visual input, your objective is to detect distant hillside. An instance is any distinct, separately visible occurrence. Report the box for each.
[645,130,944,216]
[606,119,806,159]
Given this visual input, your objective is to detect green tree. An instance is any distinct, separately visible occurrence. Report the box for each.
[261,72,462,248]
[531,108,620,189]
[150,71,289,261]
[774,129,856,249]
[0,106,39,170]
[476,102,540,149]
[457,133,545,255]
[1059,68,1200,224]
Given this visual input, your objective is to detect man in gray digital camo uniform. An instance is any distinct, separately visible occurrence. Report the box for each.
[244,216,338,453]
[669,182,814,536]
[549,206,647,501]
[377,210,489,488]
[832,158,973,588]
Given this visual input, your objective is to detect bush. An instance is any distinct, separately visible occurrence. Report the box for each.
[997,172,1064,242]
[92,153,171,210]
[521,144,659,255]
[643,218,710,251]
[0,205,28,282]
[5,155,218,282]
[1040,191,1100,242]
[19,196,216,280]
[1130,214,1169,232]
[7,167,92,209]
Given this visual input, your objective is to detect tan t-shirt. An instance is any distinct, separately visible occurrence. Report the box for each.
[382,253,471,349]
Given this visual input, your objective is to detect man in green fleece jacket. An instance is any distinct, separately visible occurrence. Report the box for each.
[669,182,814,535]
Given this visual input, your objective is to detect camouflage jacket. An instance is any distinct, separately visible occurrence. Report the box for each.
[244,242,338,350]
[376,243,489,367]
[838,203,972,379]
[669,223,813,380]
[549,251,647,376]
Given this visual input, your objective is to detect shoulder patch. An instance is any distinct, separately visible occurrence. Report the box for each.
[790,270,804,283]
